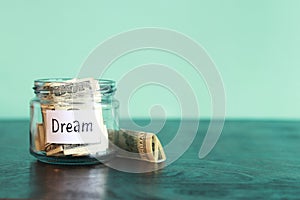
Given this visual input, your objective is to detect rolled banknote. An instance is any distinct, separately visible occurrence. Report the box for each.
[108,129,166,163]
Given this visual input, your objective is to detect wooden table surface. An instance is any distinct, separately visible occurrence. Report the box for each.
[1,119,300,200]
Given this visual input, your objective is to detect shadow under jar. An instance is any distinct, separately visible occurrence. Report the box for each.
[30,78,119,165]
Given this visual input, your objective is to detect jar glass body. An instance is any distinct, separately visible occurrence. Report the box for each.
[30,78,119,165]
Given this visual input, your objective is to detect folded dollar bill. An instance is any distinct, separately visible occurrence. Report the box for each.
[109,129,166,163]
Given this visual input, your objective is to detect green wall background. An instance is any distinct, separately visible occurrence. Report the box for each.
[0,0,299,119]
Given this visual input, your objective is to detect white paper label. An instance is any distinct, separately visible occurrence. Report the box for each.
[45,110,108,147]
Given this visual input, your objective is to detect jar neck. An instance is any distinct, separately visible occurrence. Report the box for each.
[33,78,116,100]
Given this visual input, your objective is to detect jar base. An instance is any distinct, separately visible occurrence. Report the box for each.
[30,149,115,165]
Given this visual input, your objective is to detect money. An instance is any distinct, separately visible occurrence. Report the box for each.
[37,123,45,150]
[34,132,41,151]
[40,78,104,138]
[43,142,105,157]
[63,144,105,156]
[38,78,108,157]
[34,123,45,151]
[34,77,166,163]
[109,129,166,163]
[37,121,166,163]
[47,78,101,102]
[46,144,64,156]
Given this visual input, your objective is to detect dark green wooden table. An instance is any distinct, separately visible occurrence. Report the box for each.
[1,119,300,199]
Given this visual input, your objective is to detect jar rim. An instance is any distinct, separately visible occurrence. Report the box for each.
[34,78,115,84]
[33,78,116,96]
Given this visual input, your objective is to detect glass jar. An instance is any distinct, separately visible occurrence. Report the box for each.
[30,78,119,165]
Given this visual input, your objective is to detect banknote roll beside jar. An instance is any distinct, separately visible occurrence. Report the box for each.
[29,78,166,165]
